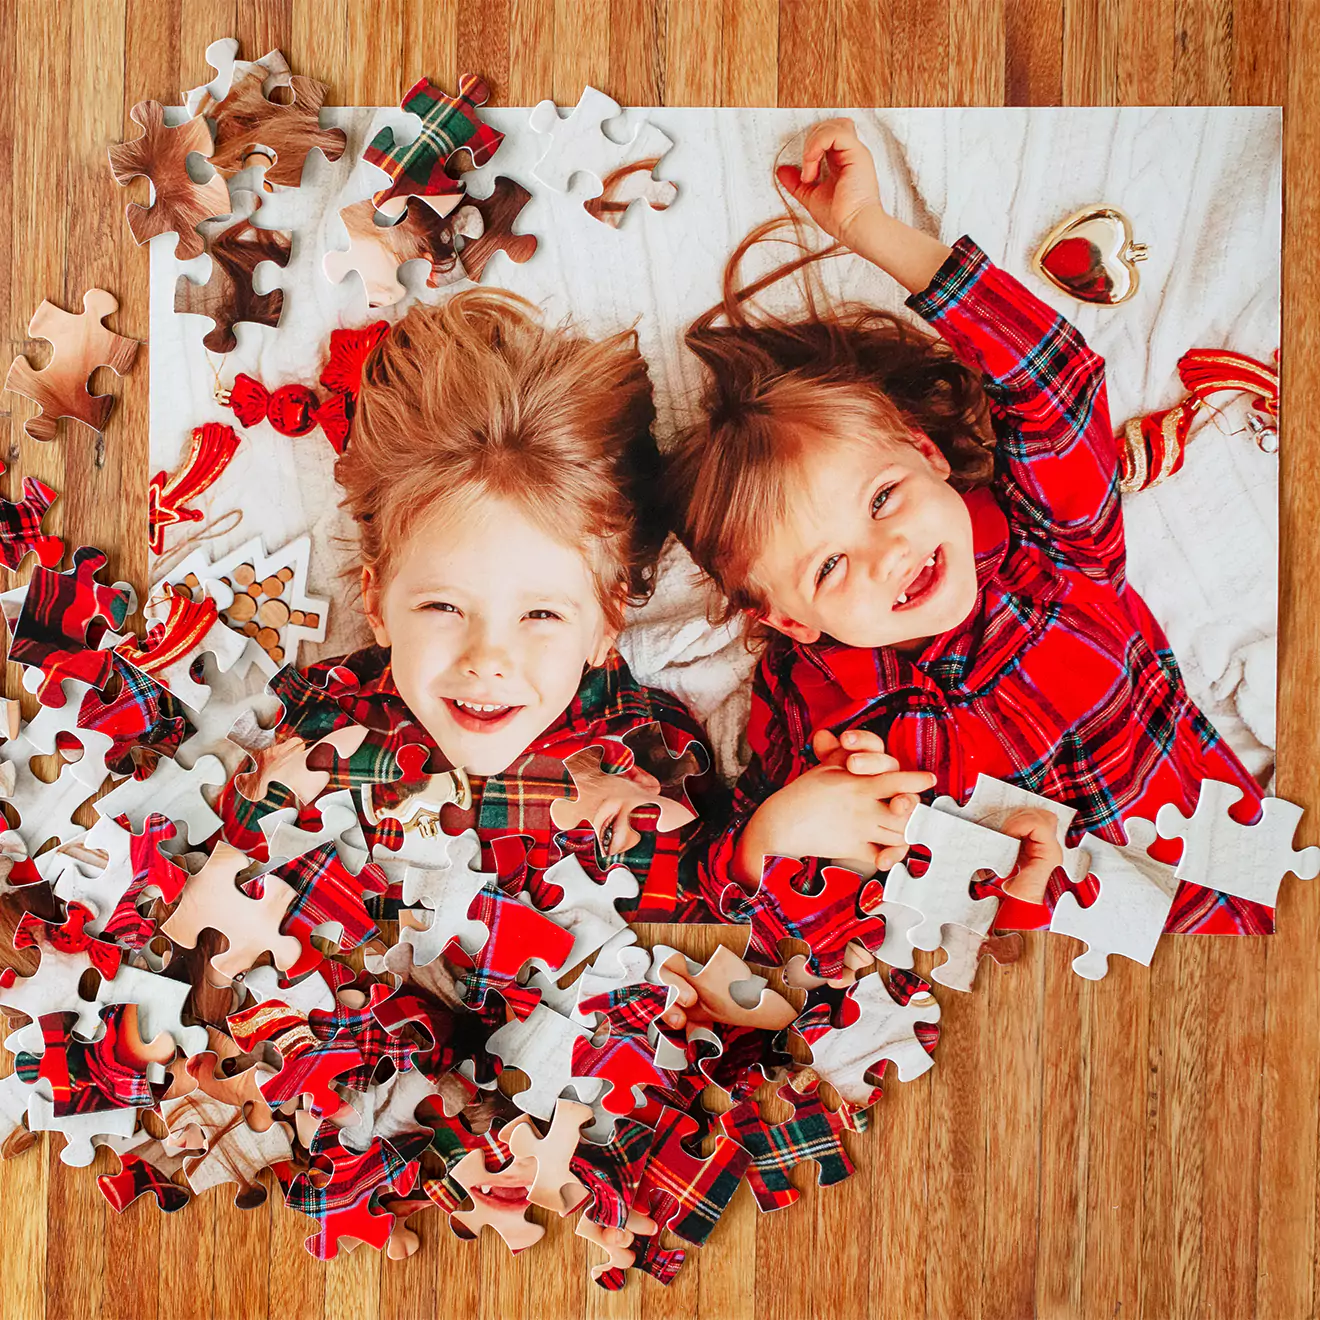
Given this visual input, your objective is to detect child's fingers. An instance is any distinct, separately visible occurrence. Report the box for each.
[875,842,909,871]
[841,728,887,754]
[811,728,842,759]
[846,750,900,776]
[800,117,863,181]
[862,770,938,800]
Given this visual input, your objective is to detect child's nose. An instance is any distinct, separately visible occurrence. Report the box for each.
[460,629,513,680]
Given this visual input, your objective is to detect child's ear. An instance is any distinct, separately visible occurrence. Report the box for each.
[908,427,952,478]
[361,565,390,647]
[758,608,822,645]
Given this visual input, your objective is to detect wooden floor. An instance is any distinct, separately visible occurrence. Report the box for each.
[1,1,1316,1316]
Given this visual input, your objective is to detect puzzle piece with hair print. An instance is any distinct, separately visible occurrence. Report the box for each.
[7,546,133,704]
[529,86,677,224]
[0,464,62,570]
[450,178,538,283]
[1155,779,1320,909]
[108,100,231,258]
[363,73,505,210]
[720,854,889,980]
[549,719,705,858]
[793,967,942,1111]
[185,37,346,186]
[174,189,292,355]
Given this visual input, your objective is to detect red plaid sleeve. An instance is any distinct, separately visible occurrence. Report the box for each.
[906,235,1124,584]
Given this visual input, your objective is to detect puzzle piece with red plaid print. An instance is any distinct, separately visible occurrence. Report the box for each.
[0,465,62,570]
[283,1129,421,1260]
[719,855,888,979]
[571,981,677,1124]
[717,1071,865,1212]
[7,546,133,705]
[635,1105,751,1245]
[246,840,389,978]
[96,1137,192,1214]
[363,73,505,210]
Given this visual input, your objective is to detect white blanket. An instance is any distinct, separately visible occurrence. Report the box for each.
[149,106,1281,785]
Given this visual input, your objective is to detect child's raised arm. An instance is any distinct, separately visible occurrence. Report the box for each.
[781,118,1125,585]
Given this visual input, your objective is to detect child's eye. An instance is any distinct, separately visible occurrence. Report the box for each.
[525,609,564,622]
[420,601,459,614]
[815,554,842,587]
[871,483,898,517]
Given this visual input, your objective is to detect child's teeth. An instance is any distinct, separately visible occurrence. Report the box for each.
[896,592,908,605]
[925,554,936,567]
[479,1185,492,1195]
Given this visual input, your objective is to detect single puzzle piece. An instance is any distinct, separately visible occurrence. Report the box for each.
[651,943,797,1044]
[569,990,676,1126]
[107,100,231,259]
[25,1089,137,1165]
[322,195,468,308]
[550,738,697,857]
[173,650,281,779]
[114,586,247,713]
[186,38,346,186]
[576,1206,664,1284]
[7,545,132,701]
[160,839,304,984]
[938,773,1091,883]
[717,1072,862,1212]
[720,857,888,979]
[251,840,389,975]
[261,788,365,864]
[337,1067,443,1156]
[485,1003,605,1120]
[883,803,1020,950]
[0,466,63,570]
[363,74,505,209]
[1049,816,1180,979]
[447,1144,545,1252]
[162,534,328,675]
[636,1105,751,1246]
[521,852,638,975]
[501,1101,593,1213]
[96,1138,191,1214]
[232,723,367,807]
[95,751,227,844]
[1155,779,1320,908]
[285,1133,420,1259]
[530,88,674,197]
[583,158,678,227]
[929,926,1025,993]
[173,189,292,354]
[0,718,112,853]
[795,970,941,1108]
[397,829,495,964]
[450,178,538,283]
[0,903,121,1037]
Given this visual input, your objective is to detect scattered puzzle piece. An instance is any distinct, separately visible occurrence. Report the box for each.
[363,74,505,209]
[397,829,495,965]
[583,158,678,226]
[1155,780,1320,908]
[450,178,538,283]
[447,1144,545,1252]
[4,291,140,444]
[107,100,231,259]
[173,189,292,354]
[0,466,63,569]
[95,751,227,844]
[486,1003,605,1120]
[1049,817,1180,979]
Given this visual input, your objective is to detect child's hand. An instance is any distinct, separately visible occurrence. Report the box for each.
[776,117,884,249]
[997,807,1064,904]
[733,730,935,884]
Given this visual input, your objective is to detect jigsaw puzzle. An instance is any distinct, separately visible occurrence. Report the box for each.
[4,290,140,443]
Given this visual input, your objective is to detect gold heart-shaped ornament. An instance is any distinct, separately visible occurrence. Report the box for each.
[1032,205,1148,305]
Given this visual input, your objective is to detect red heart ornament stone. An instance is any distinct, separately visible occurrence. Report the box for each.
[1032,205,1148,305]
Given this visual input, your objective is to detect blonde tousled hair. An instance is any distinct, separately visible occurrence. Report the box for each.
[337,289,664,630]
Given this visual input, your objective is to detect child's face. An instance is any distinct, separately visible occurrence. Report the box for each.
[754,429,979,649]
[364,494,617,776]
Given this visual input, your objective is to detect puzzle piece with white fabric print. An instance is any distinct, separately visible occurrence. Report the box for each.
[0,713,112,852]
[529,87,677,221]
[485,1002,605,1121]
[882,802,1020,951]
[94,751,227,845]
[261,787,367,865]
[794,970,941,1109]
[1155,779,1320,908]
[397,828,496,965]
[1049,816,1180,979]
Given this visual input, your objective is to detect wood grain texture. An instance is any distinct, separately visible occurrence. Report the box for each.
[0,1,1311,1316]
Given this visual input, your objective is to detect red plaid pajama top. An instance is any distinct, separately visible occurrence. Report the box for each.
[701,235,1272,936]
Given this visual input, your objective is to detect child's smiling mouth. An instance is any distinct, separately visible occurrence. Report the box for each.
[444,697,524,732]
[893,548,943,611]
